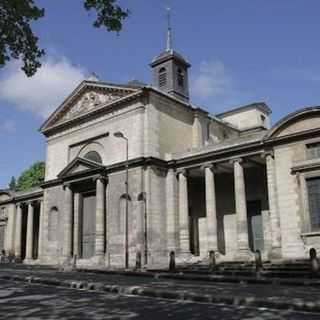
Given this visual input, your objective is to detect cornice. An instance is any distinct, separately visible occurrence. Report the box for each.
[264,127,320,146]
[40,81,138,132]
[42,89,145,137]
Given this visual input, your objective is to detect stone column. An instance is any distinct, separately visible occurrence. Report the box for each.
[6,204,16,254]
[37,200,44,260]
[178,169,190,255]
[95,177,106,261]
[233,158,250,259]
[73,193,81,258]
[14,204,23,260]
[265,152,282,259]
[25,202,34,261]
[62,185,73,258]
[204,164,218,252]
[166,168,178,252]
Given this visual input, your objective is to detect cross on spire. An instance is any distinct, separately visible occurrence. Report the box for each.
[166,7,172,51]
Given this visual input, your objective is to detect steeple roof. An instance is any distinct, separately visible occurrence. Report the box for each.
[150,49,190,68]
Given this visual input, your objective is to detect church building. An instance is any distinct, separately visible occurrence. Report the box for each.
[1,26,320,269]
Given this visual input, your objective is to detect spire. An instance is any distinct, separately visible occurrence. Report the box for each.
[166,7,172,51]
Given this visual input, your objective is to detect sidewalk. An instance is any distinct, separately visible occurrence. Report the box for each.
[1,265,320,313]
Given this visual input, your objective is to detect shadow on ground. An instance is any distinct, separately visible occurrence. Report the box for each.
[0,280,319,320]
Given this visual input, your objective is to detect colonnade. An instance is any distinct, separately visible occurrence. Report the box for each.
[171,154,281,260]
[14,199,43,262]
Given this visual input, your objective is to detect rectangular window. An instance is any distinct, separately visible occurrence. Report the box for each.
[307,177,320,231]
[307,142,320,160]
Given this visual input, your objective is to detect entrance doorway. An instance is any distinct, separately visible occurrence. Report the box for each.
[247,200,264,252]
[80,192,96,259]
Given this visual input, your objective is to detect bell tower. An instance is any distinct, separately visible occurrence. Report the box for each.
[150,8,191,102]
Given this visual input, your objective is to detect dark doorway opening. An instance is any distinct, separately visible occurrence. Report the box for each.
[247,200,264,252]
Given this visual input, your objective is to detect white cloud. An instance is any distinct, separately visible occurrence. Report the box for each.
[191,60,233,99]
[190,60,257,113]
[0,56,87,118]
[0,119,16,135]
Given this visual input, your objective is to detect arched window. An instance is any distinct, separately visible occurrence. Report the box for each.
[177,68,184,87]
[84,151,102,164]
[159,67,167,87]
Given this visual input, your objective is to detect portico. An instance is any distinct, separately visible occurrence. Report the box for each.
[171,152,275,262]
[58,157,107,266]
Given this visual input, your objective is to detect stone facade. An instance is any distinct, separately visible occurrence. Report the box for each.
[1,46,320,269]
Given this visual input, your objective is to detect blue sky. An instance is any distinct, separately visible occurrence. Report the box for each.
[1,0,320,188]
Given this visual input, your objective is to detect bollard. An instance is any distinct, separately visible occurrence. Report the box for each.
[136,251,142,270]
[255,250,263,278]
[209,250,216,271]
[310,248,319,276]
[169,251,176,272]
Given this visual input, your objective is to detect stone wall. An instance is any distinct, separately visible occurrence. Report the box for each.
[274,143,305,259]
[41,186,65,264]
[45,102,145,180]
[148,93,194,158]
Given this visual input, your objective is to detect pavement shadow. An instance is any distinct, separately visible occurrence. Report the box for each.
[0,280,319,320]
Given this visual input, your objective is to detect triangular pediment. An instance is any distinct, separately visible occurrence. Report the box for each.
[58,157,105,179]
[40,80,140,133]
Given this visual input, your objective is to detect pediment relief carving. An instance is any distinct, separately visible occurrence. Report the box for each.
[59,89,126,123]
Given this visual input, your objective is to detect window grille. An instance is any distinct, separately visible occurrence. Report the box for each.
[159,68,167,87]
[177,68,184,87]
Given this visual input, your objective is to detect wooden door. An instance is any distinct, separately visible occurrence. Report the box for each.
[81,193,96,259]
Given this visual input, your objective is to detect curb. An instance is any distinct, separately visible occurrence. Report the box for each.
[76,268,320,287]
[2,274,320,314]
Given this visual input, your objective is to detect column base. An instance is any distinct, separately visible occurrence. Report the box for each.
[176,251,192,264]
[23,258,36,265]
[269,246,282,261]
[92,254,106,266]
[235,248,254,262]
[59,256,75,271]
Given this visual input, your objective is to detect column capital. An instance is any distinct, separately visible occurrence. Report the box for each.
[201,163,219,172]
[63,183,72,190]
[261,150,274,159]
[230,157,244,165]
[26,200,37,207]
[94,175,108,184]
[176,168,188,178]
[16,202,24,209]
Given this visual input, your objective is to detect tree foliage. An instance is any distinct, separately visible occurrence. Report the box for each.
[16,161,45,191]
[0,0,45,77]
[8,176,17,191]
[0,0,129,77]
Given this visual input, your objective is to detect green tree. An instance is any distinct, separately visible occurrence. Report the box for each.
[0,0,129,77]
[8,176,17,191]
[16,161,45,191]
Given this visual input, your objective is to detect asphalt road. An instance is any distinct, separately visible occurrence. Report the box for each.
[0,280,319,320]
[0,266,319,302]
